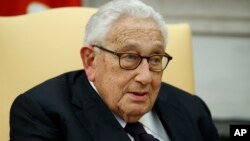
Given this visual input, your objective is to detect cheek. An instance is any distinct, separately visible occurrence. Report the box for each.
[100,75,132,113]
[150,73,162,99]
[107,72,131,98]
[153,73,162,88]
[96,57,132,109]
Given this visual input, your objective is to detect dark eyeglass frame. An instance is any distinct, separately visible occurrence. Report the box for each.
[92,45,173,72]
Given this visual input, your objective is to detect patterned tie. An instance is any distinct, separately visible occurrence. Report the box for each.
[124,122,159,141]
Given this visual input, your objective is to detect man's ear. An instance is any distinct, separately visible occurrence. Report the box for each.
[80,46,95,82]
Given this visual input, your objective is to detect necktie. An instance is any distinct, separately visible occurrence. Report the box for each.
[124,122,159,141]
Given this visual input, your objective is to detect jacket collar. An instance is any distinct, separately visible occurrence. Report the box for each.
[70,71,130,141]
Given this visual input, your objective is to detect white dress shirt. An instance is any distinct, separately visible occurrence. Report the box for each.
[89,81,170,141]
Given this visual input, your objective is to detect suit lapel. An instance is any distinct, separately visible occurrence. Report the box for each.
[154,83,197,141]
[70,71,130,141]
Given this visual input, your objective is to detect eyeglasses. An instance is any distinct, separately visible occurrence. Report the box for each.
[92,45,173,72]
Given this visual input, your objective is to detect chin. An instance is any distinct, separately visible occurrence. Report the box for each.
[126,117,141,123]
[123,107,151,122]
[116,101,153,122]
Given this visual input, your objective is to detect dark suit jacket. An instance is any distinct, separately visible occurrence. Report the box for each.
[10,70,219,141]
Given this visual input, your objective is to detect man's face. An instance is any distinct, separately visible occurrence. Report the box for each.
[93,17,164,122]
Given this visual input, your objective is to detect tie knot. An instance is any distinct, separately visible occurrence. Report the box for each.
[125,122,147,136]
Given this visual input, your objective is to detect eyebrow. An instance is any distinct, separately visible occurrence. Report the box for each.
[117,43,165,55]
[119,43,138,51]
[120,41,164,51]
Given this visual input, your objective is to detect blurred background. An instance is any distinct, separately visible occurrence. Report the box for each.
[1,0,250,140]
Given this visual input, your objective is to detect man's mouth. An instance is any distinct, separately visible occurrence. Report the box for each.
[128,92,148,102]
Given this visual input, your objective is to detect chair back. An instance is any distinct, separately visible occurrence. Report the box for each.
[0,7,194,141]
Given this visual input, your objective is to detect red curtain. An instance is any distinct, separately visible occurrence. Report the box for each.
[0,0,83,16]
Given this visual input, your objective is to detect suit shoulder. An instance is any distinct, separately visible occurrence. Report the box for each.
[159,82,194,101]
[25,70,82,95]
[15,70,83,106]
[159,82,208,112]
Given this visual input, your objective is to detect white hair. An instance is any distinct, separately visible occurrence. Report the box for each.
[84,0,167,48]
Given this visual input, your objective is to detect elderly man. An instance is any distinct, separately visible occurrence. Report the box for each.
[10,0,219,141]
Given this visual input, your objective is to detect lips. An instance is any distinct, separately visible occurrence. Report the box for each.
[128,92,148,102]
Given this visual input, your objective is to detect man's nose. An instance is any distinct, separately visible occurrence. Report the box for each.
[134,59,152,85]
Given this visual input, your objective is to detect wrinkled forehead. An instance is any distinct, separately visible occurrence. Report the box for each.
[105,16,164,50]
